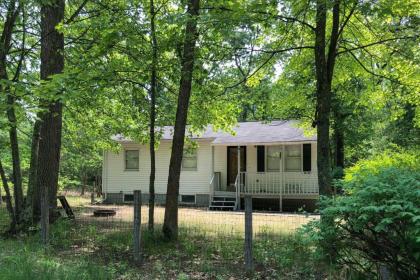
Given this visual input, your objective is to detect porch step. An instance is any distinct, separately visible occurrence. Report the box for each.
[209,196,237,211]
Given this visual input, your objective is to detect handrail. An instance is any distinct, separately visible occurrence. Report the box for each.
[234,173,240,210]
[209,173,216,207]
[239,171,318,195]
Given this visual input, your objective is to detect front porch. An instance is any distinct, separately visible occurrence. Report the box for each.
[208,143,319,211]
[209,171,319,211]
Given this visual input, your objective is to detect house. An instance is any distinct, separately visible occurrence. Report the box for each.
[102,120,319,211]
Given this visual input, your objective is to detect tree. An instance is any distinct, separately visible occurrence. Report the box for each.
[148,0,158,231]
[34,0,65,220]
[0,0,24,230]
[162,0,200,240]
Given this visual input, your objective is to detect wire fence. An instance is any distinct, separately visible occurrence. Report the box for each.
[0,193,321,277]
[76,203,318,238]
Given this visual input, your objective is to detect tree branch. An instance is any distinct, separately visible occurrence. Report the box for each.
[336,36,416,55]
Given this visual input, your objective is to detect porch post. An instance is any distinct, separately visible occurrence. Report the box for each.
[211,146,215,180]
[210,146,215,202]
[237,145,241,179]
[237,145,241,210]
[280,145,285,212]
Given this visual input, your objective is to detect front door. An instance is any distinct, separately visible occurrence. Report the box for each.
[227,146,246,191]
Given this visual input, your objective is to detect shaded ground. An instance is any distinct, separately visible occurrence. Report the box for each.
[0,195,338,280]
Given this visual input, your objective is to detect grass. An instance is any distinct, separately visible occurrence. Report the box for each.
[0,196,336,279]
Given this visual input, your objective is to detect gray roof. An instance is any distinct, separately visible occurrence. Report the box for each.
[113,120,316,144]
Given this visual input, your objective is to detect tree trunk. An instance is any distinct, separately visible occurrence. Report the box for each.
[148,0,158,231]
[314,0,340,196]
[162,0,200,240]
[0,0,23,227]
[6,93,24,223]
[27,120,41,220]
[81,174,86,195]
[36,0,65,220]
[0,159,16,233]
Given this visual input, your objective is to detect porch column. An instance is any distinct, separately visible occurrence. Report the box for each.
[280,145,285,212]
[237,145,241,180]
[211,145,215,194]
[211,146,214,175]
[237,145,241,210]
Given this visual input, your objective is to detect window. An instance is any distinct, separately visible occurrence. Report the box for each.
[302,144,312,172]
[123,194,134,202]
[285,145,301,172]
[182,148,197,170]
[257,146,265,172]
[125,150,139,170]
[267,146,281,171]
[180,195,195,204]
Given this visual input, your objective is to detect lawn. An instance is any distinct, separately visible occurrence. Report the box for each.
[0,196,336,280]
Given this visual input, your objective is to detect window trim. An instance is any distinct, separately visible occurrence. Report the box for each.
[284,144,302,172]
[265,145,282,172]
[124,149,140,171]
[182,148,198,171]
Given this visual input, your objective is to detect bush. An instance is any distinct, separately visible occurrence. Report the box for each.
[306,154,420,279]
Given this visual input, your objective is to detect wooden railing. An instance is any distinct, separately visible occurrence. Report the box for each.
[239,172,318,195]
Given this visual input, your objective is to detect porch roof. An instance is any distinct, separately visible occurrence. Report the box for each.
[112,120,316,144]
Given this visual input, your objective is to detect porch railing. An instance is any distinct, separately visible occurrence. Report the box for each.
[239,172,318,195]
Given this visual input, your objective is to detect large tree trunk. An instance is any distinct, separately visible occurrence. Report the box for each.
[35,0,65,220]
[148,0,158,231]
[314,0,340,196]
[162,0,200,240]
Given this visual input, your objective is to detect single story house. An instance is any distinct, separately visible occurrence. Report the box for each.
[102,120,319,211]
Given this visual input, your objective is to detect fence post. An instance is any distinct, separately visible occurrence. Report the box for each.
[244,195,253,272]
[133,190,142,263]
[40,186,49,245]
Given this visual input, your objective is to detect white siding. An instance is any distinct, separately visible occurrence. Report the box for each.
[103,142,318,195]
[103,140,213,195]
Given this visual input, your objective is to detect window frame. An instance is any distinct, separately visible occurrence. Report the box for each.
[182,148,198,171]
[124,149,140,171]
[265,145,282,172]
[284,144,302,172]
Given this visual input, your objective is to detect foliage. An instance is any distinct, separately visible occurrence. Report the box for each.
[305,160,420,279]
[344,149,420,184]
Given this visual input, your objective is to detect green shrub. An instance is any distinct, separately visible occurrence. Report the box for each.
[344,149,419,185]
[306,163,420,279]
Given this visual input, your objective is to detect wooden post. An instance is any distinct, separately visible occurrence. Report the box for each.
[40,185,49,245]
[133,190,142,263]
[244,195,253,272]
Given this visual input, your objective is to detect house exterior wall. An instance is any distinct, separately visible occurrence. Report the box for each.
[102,140,213,205]
[102,141,318,205]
